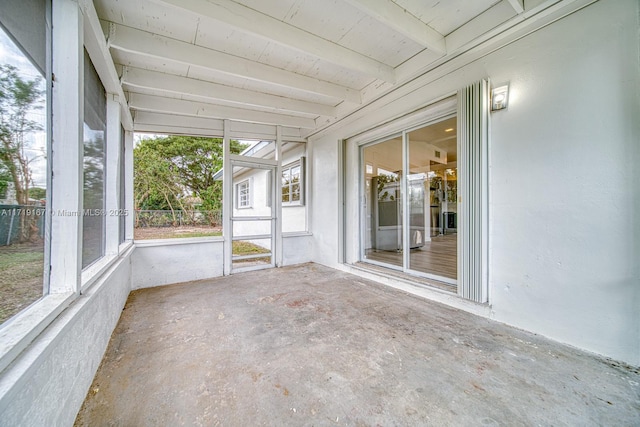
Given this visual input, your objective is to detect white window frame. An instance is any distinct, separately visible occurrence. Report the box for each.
[0,0,135,374]
[281,158,305,206]
[236,178,252,209]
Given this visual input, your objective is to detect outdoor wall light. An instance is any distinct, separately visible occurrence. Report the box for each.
[491,84,509,111]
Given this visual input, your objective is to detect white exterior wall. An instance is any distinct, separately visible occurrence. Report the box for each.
[232,167,272,240]
[0,251,132,426]
[232,145,308,241]
[132,239,224,289]
[309,0,640,365]
[282,235,313,266]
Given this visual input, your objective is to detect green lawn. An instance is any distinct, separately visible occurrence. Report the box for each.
[0,243,45,324]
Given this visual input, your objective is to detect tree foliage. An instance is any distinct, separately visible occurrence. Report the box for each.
[0,64,44,242]
[0,64,44,207]
[134,135,247,215]
[0,161,10,199]
[29,186,46,200]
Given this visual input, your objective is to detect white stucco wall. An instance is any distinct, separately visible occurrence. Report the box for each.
[282,235,314,266]
[485,0,639,366]
[309,0,640,365]
[0,251,132,426]
[132,239,224,289]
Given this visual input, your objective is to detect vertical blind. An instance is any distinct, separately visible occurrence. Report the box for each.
[457,80,489,303]
[82,49,107,268]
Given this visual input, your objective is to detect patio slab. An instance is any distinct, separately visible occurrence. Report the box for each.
[75,263,639,426]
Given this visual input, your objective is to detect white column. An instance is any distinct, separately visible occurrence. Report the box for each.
[222,120,232,275]
[401,130,410,269]
[49,0,83,294]
[275,126,283,266]
[105,93,120,256]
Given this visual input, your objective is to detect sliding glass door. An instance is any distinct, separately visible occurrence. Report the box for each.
[362,134,403,268]
[361,116,458,286]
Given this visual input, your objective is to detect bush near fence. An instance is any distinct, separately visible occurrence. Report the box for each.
[135,210,222,228]
[0,205,46,246]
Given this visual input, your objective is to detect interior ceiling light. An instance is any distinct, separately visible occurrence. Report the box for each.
[445,128,454,132]
[491,84,509,111]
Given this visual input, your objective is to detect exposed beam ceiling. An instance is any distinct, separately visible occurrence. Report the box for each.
[122,67,336,117]
[134,111,305,141]
[93,0,582,138]
[150,0,396,83]
[342,0,446,54]
[129,93,317,129]
[108,23,361,104]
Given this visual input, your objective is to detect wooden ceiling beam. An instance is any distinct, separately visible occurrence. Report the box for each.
[129,93,317,128]
[122,67,336,117]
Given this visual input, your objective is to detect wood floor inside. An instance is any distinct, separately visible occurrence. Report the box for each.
[364,233,457,281]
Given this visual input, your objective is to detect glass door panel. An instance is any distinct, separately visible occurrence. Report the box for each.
[407,117,457,282]
[362,135,403,268]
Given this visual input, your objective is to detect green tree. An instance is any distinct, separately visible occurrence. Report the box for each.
[0,64,44,207]
[28,187,45,200]
[134,142,184,213]
[133,135,246,223]
[0,64,44,242]
[0,162,10,199]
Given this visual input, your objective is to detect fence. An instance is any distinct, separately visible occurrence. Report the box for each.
[0,205,46,246]
[135,210,222,228]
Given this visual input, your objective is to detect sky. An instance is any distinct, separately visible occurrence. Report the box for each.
[0,26,47,189]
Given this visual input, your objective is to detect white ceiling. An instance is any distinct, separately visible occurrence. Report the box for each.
[93,0,539,137]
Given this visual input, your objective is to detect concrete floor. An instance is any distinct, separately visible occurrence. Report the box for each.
[75,263,640,426]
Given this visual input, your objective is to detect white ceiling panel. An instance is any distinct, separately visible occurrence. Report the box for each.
[95,0,199,43]
[393,0,500,35]
[193,26,270,64]
[335,14,424,67]
[232,0,303,21]
[281,0,365,44]
[253,43,374,91]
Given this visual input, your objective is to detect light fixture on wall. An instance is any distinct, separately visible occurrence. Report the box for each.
[491,84,509,111]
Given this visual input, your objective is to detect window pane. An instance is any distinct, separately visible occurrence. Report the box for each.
[237,180,250,208]
[291,165,300,183]
[281,142,307,233]
[82,49,106,268]
[133,134,225,240]
[407,117,457,281]
[291,183,300,202]
[0,22,48,324]
[362,136,403,267]
[119,126,126,244]
[282,168,290,202]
